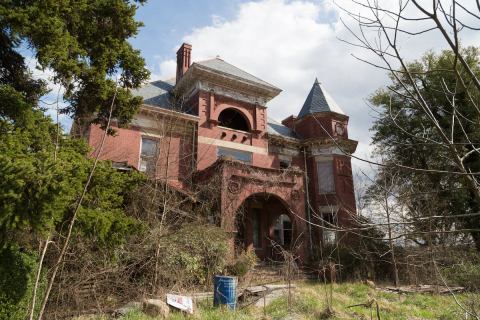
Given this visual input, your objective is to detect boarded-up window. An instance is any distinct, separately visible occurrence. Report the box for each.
[317,161,335,194]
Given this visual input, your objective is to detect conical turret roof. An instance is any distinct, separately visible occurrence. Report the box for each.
[297,79,344,118]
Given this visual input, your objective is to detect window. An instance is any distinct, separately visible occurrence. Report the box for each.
[279,159,291,169]
[140,137,158,173]
[273,214,293,247]
[317,161,335,194]
[217,147,252,163]
[218,108,250,131]
[323,229,336,244]
[322,212,337,245]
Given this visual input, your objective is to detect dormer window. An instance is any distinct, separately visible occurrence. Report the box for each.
[218,108,250,132]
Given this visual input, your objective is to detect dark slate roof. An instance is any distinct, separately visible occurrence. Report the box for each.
[132,78,175,108]
[267,118,298,139]
[297,79,344,118]
[131,78,196,115]
[195,58,280,90]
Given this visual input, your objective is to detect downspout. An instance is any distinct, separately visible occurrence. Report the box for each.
[191,122,197,178]
[303,146,314,256]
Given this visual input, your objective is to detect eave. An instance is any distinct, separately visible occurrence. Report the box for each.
[303,137,358,154]
[139,104,199,123]
[175,64,282,102]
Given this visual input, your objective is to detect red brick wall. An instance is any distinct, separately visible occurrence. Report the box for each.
[154,131,195,188]
[88,124,141,169]
[293,113,349,140]
[195,89,276,171]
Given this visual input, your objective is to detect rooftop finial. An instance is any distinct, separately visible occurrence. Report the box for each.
[314,77,320,85]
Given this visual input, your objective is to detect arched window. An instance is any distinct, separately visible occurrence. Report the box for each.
[218,108,250,131]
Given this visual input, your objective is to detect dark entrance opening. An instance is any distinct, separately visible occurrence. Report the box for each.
[235,193,293,261]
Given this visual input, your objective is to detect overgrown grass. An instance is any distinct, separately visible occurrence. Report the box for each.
[76,282,480,320]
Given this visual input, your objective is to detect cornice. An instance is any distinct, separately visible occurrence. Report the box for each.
[174,64,281,104]
[304,137,358,154]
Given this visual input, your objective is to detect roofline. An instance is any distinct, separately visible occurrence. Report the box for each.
[194,62,282,93]
[175,62,282,100]
[140,104,199,122]
[295,111,349,122]
[267,132,301,144]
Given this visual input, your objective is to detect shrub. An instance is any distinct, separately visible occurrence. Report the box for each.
[442,260,480,291]
[0,246,46,320]
[158,224,230,286]
[228,247,257,277]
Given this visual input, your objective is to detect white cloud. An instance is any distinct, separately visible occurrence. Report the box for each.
[151,0,480,179]
[151,0,385,174]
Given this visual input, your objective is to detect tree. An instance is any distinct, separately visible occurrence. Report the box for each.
[0,0,150,127]
[368,48,480,250]
[0,88,146,318]
[0,39,145,317]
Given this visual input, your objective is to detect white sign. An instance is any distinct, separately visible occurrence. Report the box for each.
[166,294,194,314]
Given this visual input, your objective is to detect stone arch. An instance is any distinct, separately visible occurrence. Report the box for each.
[214,105,253,132]
[233,192,301,260]
[216,162,307,261]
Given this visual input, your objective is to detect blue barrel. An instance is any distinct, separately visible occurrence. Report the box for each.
[213,275,237,309]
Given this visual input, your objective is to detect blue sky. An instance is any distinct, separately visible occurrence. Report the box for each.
[130,0,243,74]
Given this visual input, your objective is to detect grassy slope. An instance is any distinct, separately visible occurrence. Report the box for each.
[78,282,480,320]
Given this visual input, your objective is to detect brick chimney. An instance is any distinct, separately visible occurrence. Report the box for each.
[176,43,192,84]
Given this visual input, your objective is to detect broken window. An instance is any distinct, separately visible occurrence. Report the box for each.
[218,108,250,131]
[140,137,158,173]
[322,211,337,245]
[217,147,252,163]
[317,160,335,194]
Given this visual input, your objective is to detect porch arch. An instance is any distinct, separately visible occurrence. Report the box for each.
[234,192,300,260]
[217,161,308,261]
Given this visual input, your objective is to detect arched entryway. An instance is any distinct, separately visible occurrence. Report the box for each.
[235,193,295,261]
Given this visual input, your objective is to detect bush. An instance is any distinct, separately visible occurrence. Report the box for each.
[228,247,257,277]
[0,246,46,320]
[158,224,230,286]
[442,260,480,291]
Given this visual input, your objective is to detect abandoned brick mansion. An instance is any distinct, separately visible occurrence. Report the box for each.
[80,43,358,263]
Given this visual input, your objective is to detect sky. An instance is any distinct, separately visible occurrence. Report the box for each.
[36,0,480,178]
